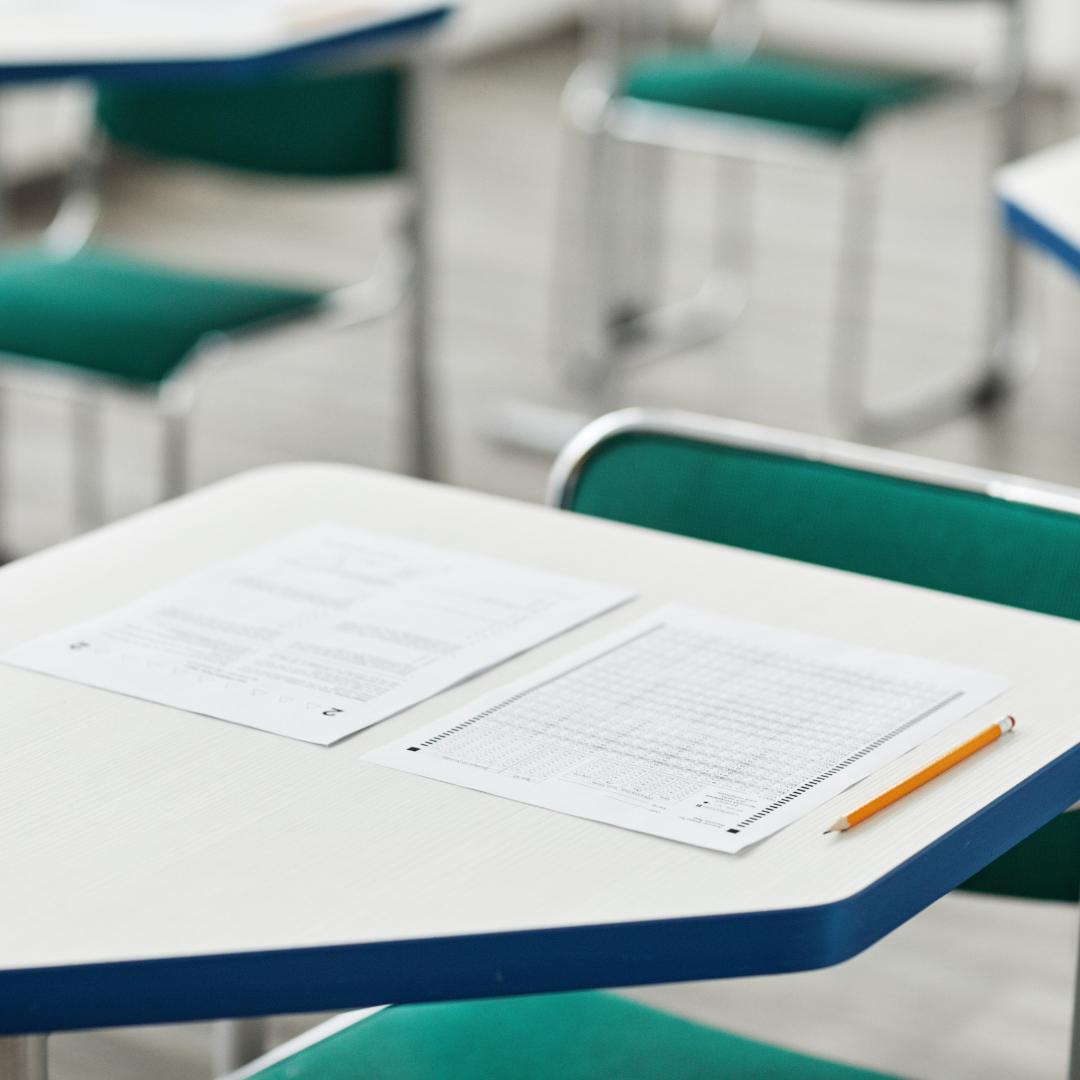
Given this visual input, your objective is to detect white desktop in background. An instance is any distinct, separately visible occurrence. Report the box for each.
[0,0,440,63]
[996,136,1080,273]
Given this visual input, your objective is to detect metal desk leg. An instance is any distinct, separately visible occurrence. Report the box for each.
[71,394,105,533]
[212,1018,268,1078]
[0,387,8,564]
[983,0,1029,399]
[0,1036,47,1080]
[158,373,197,502]
[160,411,188,502]
[402,49,439,481]
[1068,912,1080,1080]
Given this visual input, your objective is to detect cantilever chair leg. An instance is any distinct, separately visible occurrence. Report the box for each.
[570,122,627,412]
[566,121,751,413]
[611,140,666,336]
[587,134,668,394]
[0,1035,47,1080]
[838,0,1027,440]
[70,394,105,534]
[830,127,1026,444]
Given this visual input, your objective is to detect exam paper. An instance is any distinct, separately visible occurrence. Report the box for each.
[3,523,633,745]
[365,604,1012,853]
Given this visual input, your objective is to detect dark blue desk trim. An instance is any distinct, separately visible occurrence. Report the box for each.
[0,8,452,85]
[1002,198,1080,280]
[3,739,1079,1036]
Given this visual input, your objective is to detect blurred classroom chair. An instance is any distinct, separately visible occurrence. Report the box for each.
[548,406,1080,989]
[0,65,425,543]
[550,0,1028,440]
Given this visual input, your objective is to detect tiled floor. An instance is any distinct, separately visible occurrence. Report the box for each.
[4,31,1080,1080]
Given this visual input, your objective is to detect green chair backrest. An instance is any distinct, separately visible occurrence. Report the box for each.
[246,991,905,1080]
[95,68,401,176]
[560,422,1080,901]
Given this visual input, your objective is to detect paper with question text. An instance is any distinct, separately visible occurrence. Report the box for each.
[2,523,633,745]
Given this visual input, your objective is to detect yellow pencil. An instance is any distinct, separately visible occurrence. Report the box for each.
[825,715,1016,834]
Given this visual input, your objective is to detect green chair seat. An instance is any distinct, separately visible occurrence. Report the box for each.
[621,53,929,138]
[249,991,904,1080]
[0,248,321,384]
[564,428,1080,902]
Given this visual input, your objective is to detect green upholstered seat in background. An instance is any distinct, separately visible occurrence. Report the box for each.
[562,429,1080,902]
[243,991,905,1080]
[622,53,929,138]
[0,66,408,521]
[96,69,401,176]
[0,248,320,384]
[0,69,400,389]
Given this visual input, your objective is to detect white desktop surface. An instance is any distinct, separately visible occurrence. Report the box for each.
[0,0,444,67]
[1,462,1077,992]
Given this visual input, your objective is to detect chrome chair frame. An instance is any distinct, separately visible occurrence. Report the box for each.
[0,45,439,553]
[556,0,1030,441]
[547,404,1080,1080]
[547,405,1080,512]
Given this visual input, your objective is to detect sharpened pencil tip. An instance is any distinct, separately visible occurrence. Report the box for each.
[824,817,849,834]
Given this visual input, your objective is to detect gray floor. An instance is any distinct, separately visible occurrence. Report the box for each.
[4,31,1080,1080]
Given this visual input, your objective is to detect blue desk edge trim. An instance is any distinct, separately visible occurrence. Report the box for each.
[3,738,1078,1035]
[0,8,452,84]
[1001,198,1080,280]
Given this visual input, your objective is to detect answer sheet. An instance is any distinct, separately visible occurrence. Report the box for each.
[365,604,1012,852]
[3,523,632,745]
